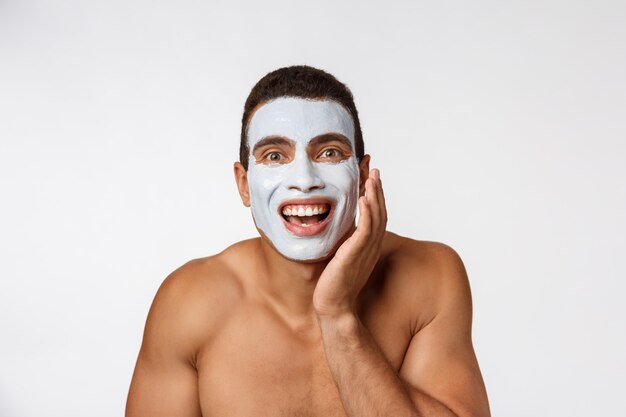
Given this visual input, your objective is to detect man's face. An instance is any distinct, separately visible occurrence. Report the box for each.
[245,97,360,261]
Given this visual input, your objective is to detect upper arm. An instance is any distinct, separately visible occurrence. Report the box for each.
[398,244,490,417]
[126,269,205,417]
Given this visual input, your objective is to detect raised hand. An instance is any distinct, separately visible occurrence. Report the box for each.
[312,169,388,319]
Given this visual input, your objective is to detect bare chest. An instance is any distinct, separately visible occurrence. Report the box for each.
[196,302,410,417]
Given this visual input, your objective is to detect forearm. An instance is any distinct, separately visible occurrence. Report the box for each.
[317,313,422,417]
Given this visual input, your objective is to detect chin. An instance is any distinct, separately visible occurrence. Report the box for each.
[285,250,336,264]
[256,224,355,263]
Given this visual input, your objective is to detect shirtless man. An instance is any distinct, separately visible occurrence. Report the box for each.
[126,66,491,417]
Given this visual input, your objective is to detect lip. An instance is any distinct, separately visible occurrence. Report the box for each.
[278,197,335,237]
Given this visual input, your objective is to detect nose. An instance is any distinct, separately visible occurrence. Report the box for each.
[284,156,325,192]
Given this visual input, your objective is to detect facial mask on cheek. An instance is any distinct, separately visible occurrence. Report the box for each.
[246,98,360,261]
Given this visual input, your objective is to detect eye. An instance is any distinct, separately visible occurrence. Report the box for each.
[265,152,283,162]
[319,148,342,159]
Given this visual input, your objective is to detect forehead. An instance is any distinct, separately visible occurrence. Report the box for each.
[247,97,355,148]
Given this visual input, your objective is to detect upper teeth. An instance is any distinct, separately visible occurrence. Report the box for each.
[282,204,330,216]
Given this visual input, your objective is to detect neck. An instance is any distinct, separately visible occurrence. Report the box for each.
[253,237,328,320]
[250,225,355,331]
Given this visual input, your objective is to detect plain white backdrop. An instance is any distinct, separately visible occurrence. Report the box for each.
[1,0,625,416]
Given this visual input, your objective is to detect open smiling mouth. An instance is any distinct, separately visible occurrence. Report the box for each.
[279,201,334,236]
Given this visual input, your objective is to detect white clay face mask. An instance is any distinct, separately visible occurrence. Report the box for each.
[246,97,360,261]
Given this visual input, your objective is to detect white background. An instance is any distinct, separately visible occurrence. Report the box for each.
[1,1,625,416]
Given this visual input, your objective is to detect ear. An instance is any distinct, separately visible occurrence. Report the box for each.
[233,162,251,207]
[358,154,371,197]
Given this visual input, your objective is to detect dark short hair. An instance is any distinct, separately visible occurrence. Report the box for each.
[239,65,364,170]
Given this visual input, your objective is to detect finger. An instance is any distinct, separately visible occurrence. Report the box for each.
[372,168,380,181]
[368,169,385,236]
[371,168,383,221]
[365,174,380,233]
[375,170,388,229]
[355,195,372,243]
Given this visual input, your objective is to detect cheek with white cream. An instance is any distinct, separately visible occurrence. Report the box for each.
[245,97,360,261]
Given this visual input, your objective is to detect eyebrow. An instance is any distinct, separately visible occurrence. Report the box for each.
[252,136,295,153]
[308,133,353,150]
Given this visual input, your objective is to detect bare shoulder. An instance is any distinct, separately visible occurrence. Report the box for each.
[127,242,255,416]
[141,242,250,361]
[156,247,247,313]
[386,234,489,417]
[391,233,467,282]
[379,232,472,333]
[384,232,464,267]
